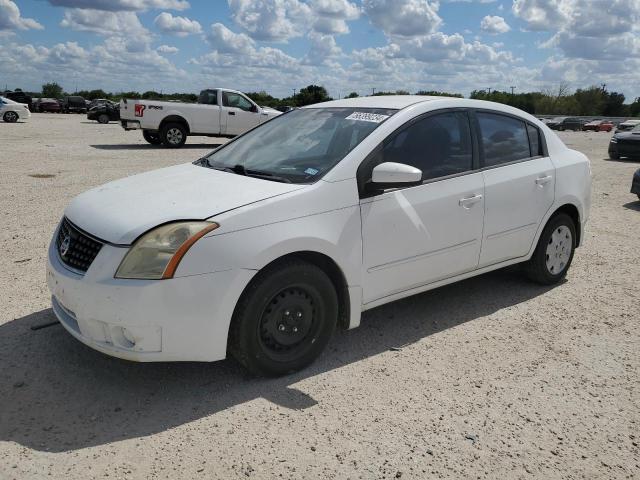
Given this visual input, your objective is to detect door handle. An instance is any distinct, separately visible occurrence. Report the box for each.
[459,194,483,208]
[535,175,552,186]
[228,111,236,116]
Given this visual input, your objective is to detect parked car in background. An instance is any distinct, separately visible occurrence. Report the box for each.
[119,88,281,148]
[609,124,640,160]
[62,96,87,114]
[548,117,586,131]
[35,98,62,113]
[89,98,111,109]
[615,119,640,133]
[631,168,640,200]
[87,102,120,124]
[48,96,591,376]
[4,90,32,109]
[1,96,31,122]
[583,120,614,132]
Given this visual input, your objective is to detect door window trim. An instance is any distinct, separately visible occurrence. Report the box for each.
[471,109,549,173]
[357,108,479,198]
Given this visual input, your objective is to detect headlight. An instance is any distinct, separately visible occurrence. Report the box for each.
[610,137,617,143]
[115,221,219,280]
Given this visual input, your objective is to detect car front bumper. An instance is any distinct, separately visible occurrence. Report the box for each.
[46,230,254,362]
[609,140,640,159]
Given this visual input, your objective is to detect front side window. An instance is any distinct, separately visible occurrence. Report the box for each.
[223,92,254,112]
[375,111,474,182]
[477,112,531,167]
[204,107,396,183]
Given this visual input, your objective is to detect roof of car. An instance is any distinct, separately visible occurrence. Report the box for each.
[302,95,444,110]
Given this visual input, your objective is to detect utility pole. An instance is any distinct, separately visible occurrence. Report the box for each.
[292,88,296,97]
[510,86,516,95]
[486,87,492,95]
[372,88,376,95]
[600,83,607,93]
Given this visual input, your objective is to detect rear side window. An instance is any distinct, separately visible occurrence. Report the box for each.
[381,111,473,181]
[527,124,542,157]
[198,90,218,105]
[477,112,531,167]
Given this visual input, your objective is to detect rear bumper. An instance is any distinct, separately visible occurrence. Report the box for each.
[120,119,141,130]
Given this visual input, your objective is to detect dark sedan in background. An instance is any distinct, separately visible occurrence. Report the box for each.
[87,102,120,124]
[547,117,587,131]
[34,98,62,113]
[609,124,640,160]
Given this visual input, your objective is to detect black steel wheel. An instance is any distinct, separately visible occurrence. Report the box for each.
[228,259,338,376]
[97,114,109,124]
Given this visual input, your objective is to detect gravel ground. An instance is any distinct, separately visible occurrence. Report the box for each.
[1,113,639,479]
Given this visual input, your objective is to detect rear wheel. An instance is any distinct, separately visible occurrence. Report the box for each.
[228,260,338,376]
[525,213,576,285]
[97,114,109,124]
[142,130,162,145]
[3,111,18,123]
[160,122,187,148]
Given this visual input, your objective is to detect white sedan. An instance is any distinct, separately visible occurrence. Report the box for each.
[47,96,591,376]
[1,96,30,123]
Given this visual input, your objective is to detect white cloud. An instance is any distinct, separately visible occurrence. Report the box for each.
[157,44,179,53]
[480,15,510,34]
[0,0,43,32]
[363,0,442,37]
[154,12,202,36]
[206,23,255,54]
[311,0,360,34]
[48,0,190,11]
[60,9,148,37]
[228,0,311,42]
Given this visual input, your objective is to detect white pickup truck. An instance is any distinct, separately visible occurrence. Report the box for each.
[119,88,282,148]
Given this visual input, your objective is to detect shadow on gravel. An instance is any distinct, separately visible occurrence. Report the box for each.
[90,143,222,150]
[622,200,640,211]
[0,268,556,452]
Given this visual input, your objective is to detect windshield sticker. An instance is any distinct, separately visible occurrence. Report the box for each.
[345,112,390,123]
[304,167,319,175]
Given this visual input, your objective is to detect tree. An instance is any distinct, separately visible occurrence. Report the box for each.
[294,85,332,106]
[42,82,63,99]
[416,90,463,98]
[603,91,626,116]
[629,98,640,117]
[346,92,359,98]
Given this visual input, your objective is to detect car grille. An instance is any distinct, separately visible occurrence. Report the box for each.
[56,218,103,273]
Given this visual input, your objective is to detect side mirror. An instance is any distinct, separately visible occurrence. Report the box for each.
[371,162,422,188]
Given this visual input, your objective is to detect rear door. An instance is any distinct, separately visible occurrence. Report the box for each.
[221,91,261,136]
[475,111,555,267]
[191,89,221,134]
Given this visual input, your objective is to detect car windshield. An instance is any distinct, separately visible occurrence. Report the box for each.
[203,107,397,183]
[632,124,640,132]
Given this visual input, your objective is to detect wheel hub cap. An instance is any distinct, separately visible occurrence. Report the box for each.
[260,288,315,351]
[545,225,572,274]
[167,128,183,144]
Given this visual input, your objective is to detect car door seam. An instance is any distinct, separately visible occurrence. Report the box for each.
[367,239,478,273]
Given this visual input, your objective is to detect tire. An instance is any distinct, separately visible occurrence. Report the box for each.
[142,130,162,145]
[3,111,18,123]
[160,122,187,148]
[525,213,576,285]
[609,151,620,160]
[97,114,109,124]
[228,259,338,376]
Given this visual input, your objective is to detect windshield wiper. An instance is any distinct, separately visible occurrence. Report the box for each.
[207,162,292,183]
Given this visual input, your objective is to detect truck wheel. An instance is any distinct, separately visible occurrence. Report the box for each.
[160,122,187,148]
[142,131,162,145]
[97,114,109,124]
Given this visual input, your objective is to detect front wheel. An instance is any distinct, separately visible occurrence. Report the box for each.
[3,111,18,123]
[609,151,620,160]
[142,130,162,145]
[228,260,338,376]
[525,213,576,285]
[160,122,187,148]
[97,114,109,124]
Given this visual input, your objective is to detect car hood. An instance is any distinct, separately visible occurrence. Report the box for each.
[615,131,640,141]
[64,163,304,244]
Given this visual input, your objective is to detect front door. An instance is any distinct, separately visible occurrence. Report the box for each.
[221,92,260,136]
[359,111,485,304]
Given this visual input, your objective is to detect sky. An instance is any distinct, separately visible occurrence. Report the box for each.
[0,0,639,101]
